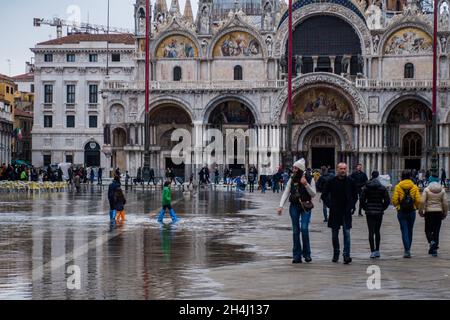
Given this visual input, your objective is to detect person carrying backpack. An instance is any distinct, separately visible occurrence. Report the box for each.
[392,171,421,258]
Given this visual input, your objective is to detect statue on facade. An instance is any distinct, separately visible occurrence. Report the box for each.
[201,39,208,56]
[294,55,303,75]
[440,36,448,54]
[199,5,210,34]
[440,2,450,30]
[341,56,351,74]
[373,34,380,53]
[357,54,364,74]
[138,8,146,33]
[280,54,288,73]
[265,36,273,57]
[262,1,273,31]
[365,2,382,30]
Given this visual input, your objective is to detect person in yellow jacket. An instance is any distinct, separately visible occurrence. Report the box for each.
[392,171,421,258]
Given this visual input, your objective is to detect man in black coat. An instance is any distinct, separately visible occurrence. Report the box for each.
[350,163,368,217]
[108,175,121,221]
[322,162,358,264]
[360,171,391,259]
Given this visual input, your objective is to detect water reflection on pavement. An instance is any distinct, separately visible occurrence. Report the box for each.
[0,187,257,299]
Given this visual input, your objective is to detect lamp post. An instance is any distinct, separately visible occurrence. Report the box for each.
[431,0,439,176]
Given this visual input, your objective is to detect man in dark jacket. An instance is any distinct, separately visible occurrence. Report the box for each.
[108,175,121,221]
[316,166,334,223]
[360,171,391,259]
[322,162,358,264]
[351,163,368,217]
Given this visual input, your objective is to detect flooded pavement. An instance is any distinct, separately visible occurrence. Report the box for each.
[0,187,259,299]
[2,187,450,299]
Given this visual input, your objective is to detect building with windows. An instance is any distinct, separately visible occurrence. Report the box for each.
[31,34,135,168]
[0,74,14,164]
[32,0,450,180]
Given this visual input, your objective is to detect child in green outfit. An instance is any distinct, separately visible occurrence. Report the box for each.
[157,181,179,224]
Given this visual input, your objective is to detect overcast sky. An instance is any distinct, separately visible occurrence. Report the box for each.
[0,0,198,76]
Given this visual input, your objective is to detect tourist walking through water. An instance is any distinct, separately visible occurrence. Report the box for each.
[108,175,121,221]
[114,188,127,223]
[360,171,391,259]
[157,181,179,224]
[322,162,357,264]
[419,181,448,257]
[277,159,316,264]
[392,171,421,258]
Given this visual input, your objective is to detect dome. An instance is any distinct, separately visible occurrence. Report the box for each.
[211,0,267,21]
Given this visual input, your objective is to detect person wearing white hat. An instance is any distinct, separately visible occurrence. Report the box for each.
[278,158,316,264]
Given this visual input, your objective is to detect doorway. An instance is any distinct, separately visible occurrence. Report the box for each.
[312,148,335,169]
[165,158,185,179]
[404,159,421,171]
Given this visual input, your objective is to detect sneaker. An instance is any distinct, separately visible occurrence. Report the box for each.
[431,250,438,257]
[304,256,312,263]
[343,256,352,264]
[370,252,376,259]
[323,219,328,223]
[403,251,411,258]
[292,258,302,264]
[332,253,339,263]
[374,251,381,258]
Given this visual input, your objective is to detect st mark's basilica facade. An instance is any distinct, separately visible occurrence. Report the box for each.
[33,0,450,180]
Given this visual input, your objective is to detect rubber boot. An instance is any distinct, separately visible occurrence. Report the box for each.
[109,210,116,221]
[169,209,179,223]
[157,210,165,224]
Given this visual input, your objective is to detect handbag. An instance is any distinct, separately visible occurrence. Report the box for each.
[300,199,314,211]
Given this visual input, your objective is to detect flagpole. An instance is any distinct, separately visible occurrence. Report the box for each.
[144,0,151,167]
[431,0,438,175]
[286,0,294,167]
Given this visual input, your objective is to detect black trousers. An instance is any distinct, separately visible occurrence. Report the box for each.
[425,213,443,247]
[366,215,383,252]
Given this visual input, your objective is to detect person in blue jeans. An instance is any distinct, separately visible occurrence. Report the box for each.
[277,159,316,264]
[392,170,421,258]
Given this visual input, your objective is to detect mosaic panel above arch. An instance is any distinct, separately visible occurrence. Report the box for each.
[383,28,432,55]
[292,87,354,124]
[213,31,262,58]
[156,35,198,59]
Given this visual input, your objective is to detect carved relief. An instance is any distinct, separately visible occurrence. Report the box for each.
[111,104,125,124]
[369,96,379,113]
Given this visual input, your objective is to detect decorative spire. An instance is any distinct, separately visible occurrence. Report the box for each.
[170,0,181,15]
[155,0,168,14]
[183,0,194,23]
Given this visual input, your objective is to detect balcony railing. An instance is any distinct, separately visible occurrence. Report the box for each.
[105,80,286,91]
[356,79,450,89]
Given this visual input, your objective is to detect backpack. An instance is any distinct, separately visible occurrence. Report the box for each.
[399,187,415,212]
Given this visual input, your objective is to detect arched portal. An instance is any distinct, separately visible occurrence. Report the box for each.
[84,141,101,168]
[112,128,127,172]
[148,104,193,179]
[386,99,431,174]
[207,100,256,176]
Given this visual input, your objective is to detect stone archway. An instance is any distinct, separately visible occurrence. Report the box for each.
[385,98,432,177]
[112,127,127,172]
[205,99,257,177]
[147,104,193,179]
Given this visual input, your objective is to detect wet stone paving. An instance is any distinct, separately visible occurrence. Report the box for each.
[0,186,450,299]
